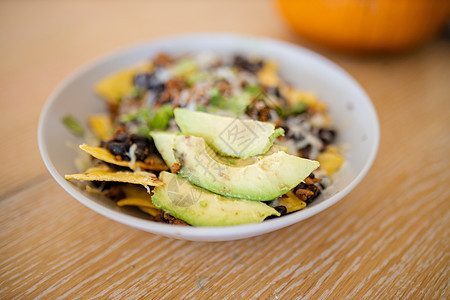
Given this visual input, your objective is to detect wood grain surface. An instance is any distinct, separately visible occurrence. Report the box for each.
[1,1,449,299]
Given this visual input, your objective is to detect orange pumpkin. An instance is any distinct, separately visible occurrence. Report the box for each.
[276,0,450,53]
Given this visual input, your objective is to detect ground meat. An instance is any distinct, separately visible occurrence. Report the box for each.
[153,53,173,67]
[160,212,189,226]
[157,90,171,104]
[170,162,181,174]
[258,107,271,122]
[216,79,232,97]
[245,99,281,124]
[293,174,322,204]
[157,77,186,106]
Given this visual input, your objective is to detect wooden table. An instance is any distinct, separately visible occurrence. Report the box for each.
[1,1,449,298]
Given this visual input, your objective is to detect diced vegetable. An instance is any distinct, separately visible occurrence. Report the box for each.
[62,115,84,136]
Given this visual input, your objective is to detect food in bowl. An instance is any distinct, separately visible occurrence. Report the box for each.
[63,52,344,226]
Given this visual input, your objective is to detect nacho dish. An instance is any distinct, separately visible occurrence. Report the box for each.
[64,52,344,226]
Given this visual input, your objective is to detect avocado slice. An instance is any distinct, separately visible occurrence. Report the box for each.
[174,108,284,159]
[151,130,287,169]
[173,135,320,201]
[151,131,179,167]
[151,172,280,226]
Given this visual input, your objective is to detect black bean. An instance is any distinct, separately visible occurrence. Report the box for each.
[91,181,109,190]
[114,132,130,143]
[130,134,149,144]
[267,86,281,98]
[134,73,152,89]
[274,205,287,216]
[299,145,311,158]
[106,142,127,156]
[280,125,289,135]
[134,147,147,161]
[233,55,263,73]
[294,183,308,191]
[265,205,287,220]
[102,133,154,162]
[318,129,336,146]
[152,83,166,94]
[134,72,164,91]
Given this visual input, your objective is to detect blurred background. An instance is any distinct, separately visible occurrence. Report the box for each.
[277,0,449,54]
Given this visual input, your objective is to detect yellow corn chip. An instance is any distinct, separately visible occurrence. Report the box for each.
[284,88,327,111]
[138,206,161,217]
[117,197,156,209]
[121,184,146,196]
[65,166,162,186]
[278,191,307,213]
[317,146,344,176]
[88,114,114,140]
[79,144,168,171]
[95,63,153,104]
[257,61,279,86]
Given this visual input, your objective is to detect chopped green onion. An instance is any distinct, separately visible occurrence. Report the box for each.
[209,87,224,106]
[62,115,84,136]
[244,84,262,96]
[172,59,197,76]
[278,101,308,117]
[186,71,208,86]
[208,88,252,115]
[120,108,152,123]
[150,104,174,130]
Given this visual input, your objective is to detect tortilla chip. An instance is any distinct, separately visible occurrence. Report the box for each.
[79,144,168,171]
[88,114,114,140]
[117,197,156,209]
[65,166,162,186]
[138,206,161,217]
[317,146,344,176]
[95,63,153,104]
[116,186,162,216]
[278,191,306,213]
[284,88,327,111]
[121,184,151,199]
[257,60,279,86]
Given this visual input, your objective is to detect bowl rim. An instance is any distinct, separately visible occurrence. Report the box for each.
[38,33,380,241]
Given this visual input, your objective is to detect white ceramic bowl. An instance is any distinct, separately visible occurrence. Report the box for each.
[38,34,379,241]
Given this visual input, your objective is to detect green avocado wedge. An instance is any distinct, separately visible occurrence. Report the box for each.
[174,108,284,159]
[173,135,320,201]
[151,172,280,226]
[151,131,287,169]
[151,131,178,168]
